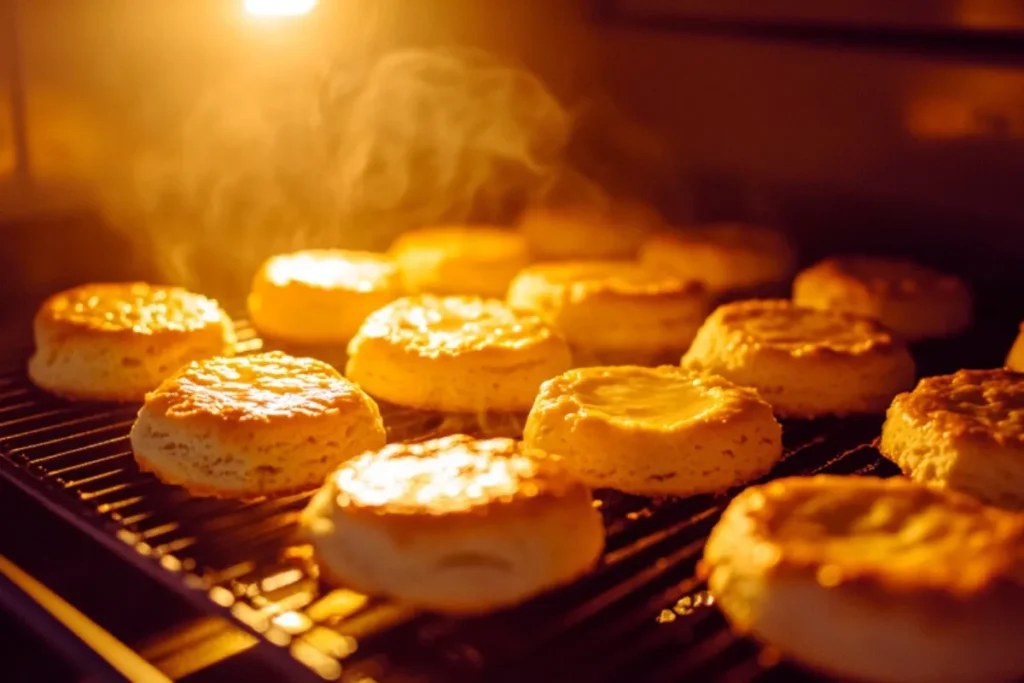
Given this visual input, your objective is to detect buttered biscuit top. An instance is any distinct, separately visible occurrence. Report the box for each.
[707,299,899,357]
[511,260,700,299]
[709,475,1024,594]
[248,249,404,345]
[345,295,572,413]
[330,435,585,516]
[525,365,782,496]
[889,369,1024,448]
[258,250,401,292]
[640,224,796,294]
[131,351,386,498]
[144,352,379,423]
[39,282,230,336]
[812,256,962,298]
[507,261,711,364]
[793,255,973,341]
[881,368,1024,510]
[389,226,531,298]
[683,300,915,417]
[536,366,765,428]
[517,200,664,260]
[301,434,604,613]
[352,295,564,357]
[29,282,235,402]
[704,475,1024,683]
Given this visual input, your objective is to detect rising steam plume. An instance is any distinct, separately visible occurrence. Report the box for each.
[102,46,676,303]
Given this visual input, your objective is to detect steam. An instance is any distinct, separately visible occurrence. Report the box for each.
[100,46,679,303]
[106,48,571,301]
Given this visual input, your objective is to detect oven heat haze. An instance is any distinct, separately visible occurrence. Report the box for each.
[245,0,318,17]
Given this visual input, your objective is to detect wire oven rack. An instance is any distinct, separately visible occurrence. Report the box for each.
[0,321,903,683]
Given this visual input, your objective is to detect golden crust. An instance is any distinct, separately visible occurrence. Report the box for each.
[255,249,401,292]
[143,351,376,423]
[645,223,793,257]
[247,249,404,344]
[389,226,531,297]
[704,475,1024,598]
[707,299,901,358]
[348,295,564,359]
[517,201,664,260]
[345,295,572,413]
[328,434,588,517]
[507,262,711,361]
[534,365,770,431]
[802,256,967,299]
[792,256,973,342]
[29,282,235,402]
[888,369,1024,450]
[639,224,796,291]
[510,260,704,300]
[35,282,231,337]
[525,365,782,496]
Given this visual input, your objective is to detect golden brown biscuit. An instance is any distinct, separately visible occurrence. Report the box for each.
[1007,323,1024,372]
[28,282,235,402]
[682,299,915,418]
[300,434,604,614]
[880,368,1024,510]
[702,475,1024,683]
[507,261,712,366]
[130,351,386,498]
[248,249,404,346]
[793,256,973,342]
[345,295,572,414]
[639,224,796,295]
[389,226,530,298]
[517,199,663,260]
[524,366,782,495]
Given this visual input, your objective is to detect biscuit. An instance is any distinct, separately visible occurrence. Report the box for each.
[1007,323,1024,371]
[389,226,530,298]
[28,282,235,402]
[523,365,782,496]
[345,295,572,414]
[130,351,386,498]
[880,368,1024,510]
[681,299,915,418]
[639,224,796,296]
[792,256,973,342]
[300,434,604,614]
[248,249,404,346]
[507,261,712,366]
[517,199,663,260]
[702,475,1024,683]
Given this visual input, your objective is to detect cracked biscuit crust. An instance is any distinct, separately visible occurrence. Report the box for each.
[682,300,915,417]
[346,296,572,413]
[29,282,235,402]
[880,368,1024,509]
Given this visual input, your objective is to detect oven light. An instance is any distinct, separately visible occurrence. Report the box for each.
[244,0,318,17]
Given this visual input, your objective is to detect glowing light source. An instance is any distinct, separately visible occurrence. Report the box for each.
[245,0,318,17]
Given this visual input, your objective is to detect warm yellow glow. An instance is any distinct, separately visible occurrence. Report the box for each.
[272,610,313,635]
[334,436,546,514]
[244,0,317,17]
[572,369,721,425]
[264,250,400,292]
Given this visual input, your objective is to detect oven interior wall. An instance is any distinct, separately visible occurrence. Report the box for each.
[1,0,1022,345]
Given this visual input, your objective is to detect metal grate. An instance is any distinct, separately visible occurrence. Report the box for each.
[0,321,903,683]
